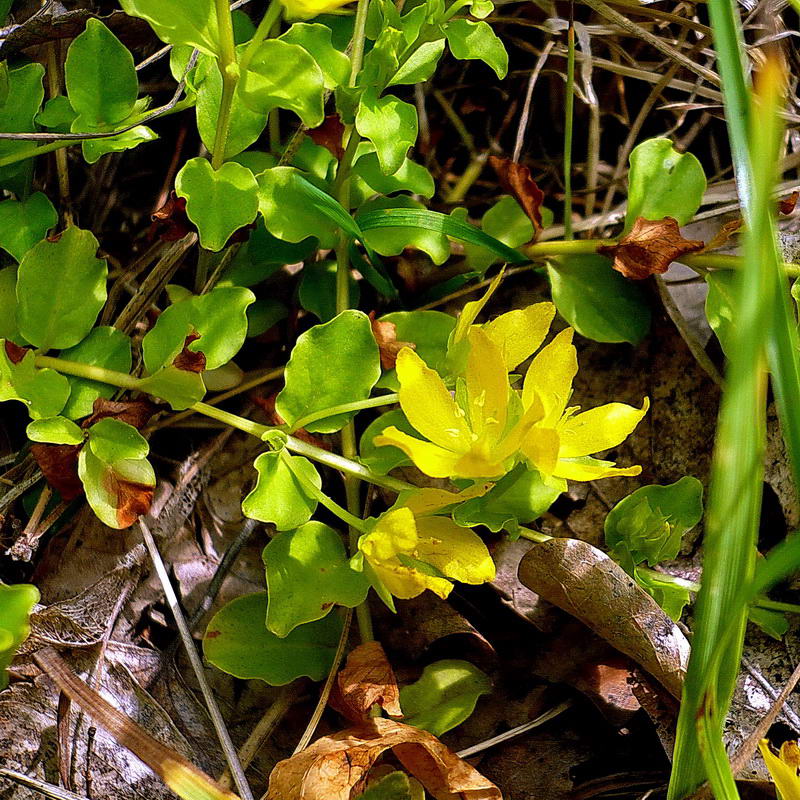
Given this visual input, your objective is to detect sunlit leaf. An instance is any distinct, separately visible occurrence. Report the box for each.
[0,193,57,262]
[0,582,39,690]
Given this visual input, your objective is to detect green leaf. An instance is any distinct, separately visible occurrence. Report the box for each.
[361,196,450,264]
[78,418,155,529]
[634,567,691,622]
[605,476,704,567]
[359,409,414,474]
[748,606,789,640]
[280,23,350,90]
[705,270,736,357]
[81,125,158,164]
[625,138,706,230]
[0,63,45,194]
[36,95,78,132]
[0,267,20,342]
[194,52,267,160]
[242,452,320,530]
[359,27,403,89]
[138,366,206,410]
[175,158,259,251]
[0,192,57,262]
[119,0,221,58]
[444,19,508,79]
[400,659,492,736]
[16,226,107,351]
[142,286,255,373]
[461,196,534,275]
[256,167,338,248]
[453,464,561,533]
[355,773,412,800]
[353,149,435,199]
[203,592,345,685]
[26,416,84,445]
[0,582,40,690]
[547,254,651,344]
[0,343,70,419]
[299,260,360,322]
[247,298,288,337]
[65,19,138,128]
[355,90,418,175]
[60,327,133,420]
[375,310,455,390]
[389,38,446,85]
[263,522,370,636]
[240,39,326,127]
[276,310,381,433]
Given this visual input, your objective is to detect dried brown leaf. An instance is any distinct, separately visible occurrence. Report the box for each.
[488,156,544,232]
[30,442,83,500]
[266,717,501,800]
[173,332,206,373]
[518,538,689,698]
[150,192,191,242]
[702,217,743,253]
[308,114,345,160]
[332,642,403,722]
[779,190,799,215]
[85,397,158,430]
[105,470,154,528]
[369,314,415,370]
[599,216,704,280]
[4,339,29,364]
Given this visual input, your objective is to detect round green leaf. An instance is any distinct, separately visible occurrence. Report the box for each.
[400,659,492,736]
[0,64,45,194]
[87,417,149,462]
[0,582,40,690]
[16,226,107,350]
[65,19,138,128]
[625,138,706,230]
[263,522,370,637]
[204,592,345,685]
[81,126,158,164]
[444,19,508,79]
[299,260,360,322]
[276,310,381,433]
[247,298,288,337]
[0,345,70,419]
[36,96,78,132]
[355,772,412,800]
[389,38,446,85]
[279,23,350,90]
[175,157,259,251]
[60,326,133,419]
[138,366,206,410]
[0,267,20,342]
[242,452,320,530]
[353,149,434,199]
[705,269,736,357]
[26,416,84,445]
[239,39,326,127]
[355,90,418,176]
[359,409,414,474]
[462,196,534,275]
[0,192,57,262]
[547,254,651,345]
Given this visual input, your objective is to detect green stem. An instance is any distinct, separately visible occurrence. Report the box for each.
[211,0,240,169]
[238,0,282,77]
[290,393,399,433]
[0,139,72,169]
[563,14,576,240]
[348,0,372,85]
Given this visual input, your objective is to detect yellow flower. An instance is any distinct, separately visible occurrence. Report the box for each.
[357,506,495,601]
[374,328,544,479]
[760,739,800,800]
[520,327,649,484]
[278,0,354,19]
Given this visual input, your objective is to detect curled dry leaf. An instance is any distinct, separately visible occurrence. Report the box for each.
[309,114,346,160]
[108,471,154,529]
[331,641,403,722]
[4,340,29,365]
[369,313,415,370]
[150,192,191,242]
[598,216,704,280]
[488,156,544,233]
[779,190,799,215]
[85,397,158,430]
[173,332,207,373]
[702,217,743,253]
[518,538,689,698]
[266,717,501,800]
[31,442,83,500]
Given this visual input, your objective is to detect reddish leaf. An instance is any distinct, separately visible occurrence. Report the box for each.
[4,340,29,365]
[779,190,799,215]
[266,717,501,800]
[488,155,544,232]
[173,332,206,373]
[102,469,154,528]
[84,398,157,430]
[368,313,415,370]
[308,115,345,160]
[331,642,403,723]
[150,192,191,242]
[598,216,704,280]
[31,443,83,501]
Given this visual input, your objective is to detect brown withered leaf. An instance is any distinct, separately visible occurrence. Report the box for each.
[703,217,743,253]
[599,216,704,280]
[488,156,544,232]
[85,397,157,430]
[518,538,689,699]
[369,313,415,370]
[173,332,206,373]
[266,717,501,800]
[780,191,799,215]
[31,442,83,500]
[308,114,345,160]
[150,192,191,242]
[331,642,403,722]
[4,339,29,364]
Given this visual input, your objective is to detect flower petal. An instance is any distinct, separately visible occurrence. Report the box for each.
[522,328,578,426]
[401,482,494,516]
[521,426,561,476]
[374,427,466,479]
[553,455,642,481]
[370,561,453,599]
[465,328,508,443]
[759,740,800,800]
[483,302,555,371]
[415,517,496,585]
[558,397,650,458]
[395,347,471,451]
[493,389,545,463]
